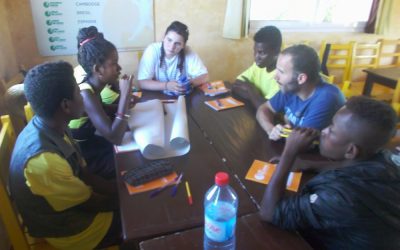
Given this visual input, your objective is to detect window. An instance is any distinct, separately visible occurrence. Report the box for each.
[250,0,374,33]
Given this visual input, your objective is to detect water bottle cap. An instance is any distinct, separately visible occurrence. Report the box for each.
[215,172,229,186]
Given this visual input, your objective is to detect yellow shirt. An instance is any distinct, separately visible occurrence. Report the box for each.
[237,63,280,99]
[24,139,112,250]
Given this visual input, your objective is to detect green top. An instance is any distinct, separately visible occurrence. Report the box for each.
[237,63,280,99]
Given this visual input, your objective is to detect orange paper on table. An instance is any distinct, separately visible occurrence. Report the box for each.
[132,91,143,98]
[200,80,229,96]
[121,171,178,195]
[204,97,244,111]
[245,160,302,192]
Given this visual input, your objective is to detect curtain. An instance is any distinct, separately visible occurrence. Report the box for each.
[222,0,250,39]
[375,0,394,35]
[364,0,380,33]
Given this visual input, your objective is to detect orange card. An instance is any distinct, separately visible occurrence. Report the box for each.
[121,171,178,195]
[200,80,229,96]
[132,91,143,98]
[245,160,302,192]
[204,97,244,111]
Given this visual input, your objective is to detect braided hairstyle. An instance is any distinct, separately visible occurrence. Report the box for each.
[160,21,189,74]
[77,26,116,83]
[24,61,76,119]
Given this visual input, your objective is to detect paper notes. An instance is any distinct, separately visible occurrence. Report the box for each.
[114,132,140,153]
[200,80,229,96]
[245,160,302,192]
[204,97,244,111]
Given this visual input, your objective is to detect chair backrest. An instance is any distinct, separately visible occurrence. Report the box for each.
[0,115,30,250]
[391,79,400,116]
[24,103,34,122]
[320,73,335,84]
[348,42,381,81]
[319,41,355,83]
[378,39,400,68]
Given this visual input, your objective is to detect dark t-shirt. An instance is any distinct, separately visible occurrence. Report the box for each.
[273,152,400,249]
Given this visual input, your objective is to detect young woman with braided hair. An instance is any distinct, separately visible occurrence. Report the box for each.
[69,26,133,179]
[138,21,209,95]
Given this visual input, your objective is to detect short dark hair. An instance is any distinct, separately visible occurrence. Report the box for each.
[253,26,282,53]
[281,44,320,83]
[24,61,76,119]
[77,26,116,83]
[346,96,397,152]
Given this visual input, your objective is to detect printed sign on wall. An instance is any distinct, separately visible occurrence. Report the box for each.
[30,0,154,56]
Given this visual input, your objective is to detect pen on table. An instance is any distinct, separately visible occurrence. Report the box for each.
[215,99,223,107]
[171,173,184,197]
[149,175,179,198]
[185,181,193,205]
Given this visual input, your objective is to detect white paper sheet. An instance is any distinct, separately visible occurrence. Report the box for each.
[126,96,190,159]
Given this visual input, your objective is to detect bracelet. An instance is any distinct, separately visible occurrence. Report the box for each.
[115,116,128,122]
[116,112,130,118]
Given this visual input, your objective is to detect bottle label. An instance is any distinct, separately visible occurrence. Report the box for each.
[204,212,236,242]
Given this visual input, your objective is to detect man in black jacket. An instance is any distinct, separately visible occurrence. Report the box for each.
[260,96,400,249]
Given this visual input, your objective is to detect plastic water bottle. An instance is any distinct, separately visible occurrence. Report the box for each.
[204,172,238,250]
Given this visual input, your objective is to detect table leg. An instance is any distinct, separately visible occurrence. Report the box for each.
[362,75,374,96]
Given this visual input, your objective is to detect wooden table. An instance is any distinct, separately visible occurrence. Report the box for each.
[116,88,318,248]
[187,87,323,205]
[139,213,311,250]
[116,91,257,245]
[362,67,400,96]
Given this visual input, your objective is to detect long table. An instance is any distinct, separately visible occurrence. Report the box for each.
[116,88,314,248]
[139,213,312,250]
[116,92,257,245]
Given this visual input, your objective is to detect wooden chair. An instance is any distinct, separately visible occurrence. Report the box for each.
[24,103,34,122]
[390,79,400,116]
[320,73,335,84]
[342,42,381,98]
[319,41,355,83]
[0,115,53,250]
[378,39,400,68]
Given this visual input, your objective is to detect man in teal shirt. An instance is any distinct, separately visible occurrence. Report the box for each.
[232,26,281,108]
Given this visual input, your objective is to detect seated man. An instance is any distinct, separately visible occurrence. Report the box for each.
[260,96,400,249]
[232,26,281,108]
[9,61,121,249]
[256,44,345,141]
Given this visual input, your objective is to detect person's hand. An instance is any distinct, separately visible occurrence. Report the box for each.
[119,74,134,98]
[232,82,252,99]
[166,81,186,94]
[128,94,139,109]
[284,127,320,156]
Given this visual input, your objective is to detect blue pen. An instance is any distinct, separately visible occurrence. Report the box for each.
[170,173,184,197]
[150,175,179,198]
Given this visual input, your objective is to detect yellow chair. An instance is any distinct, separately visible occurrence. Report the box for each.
[24,103,34,122]
[320,73,335,84]
[342,42,381,98]
[378,39,400,68]
[319,41,355,83]
[0,115,53,250]
[390,79,400,116]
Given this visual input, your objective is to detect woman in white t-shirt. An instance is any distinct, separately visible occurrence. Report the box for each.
[138,21,208,95]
